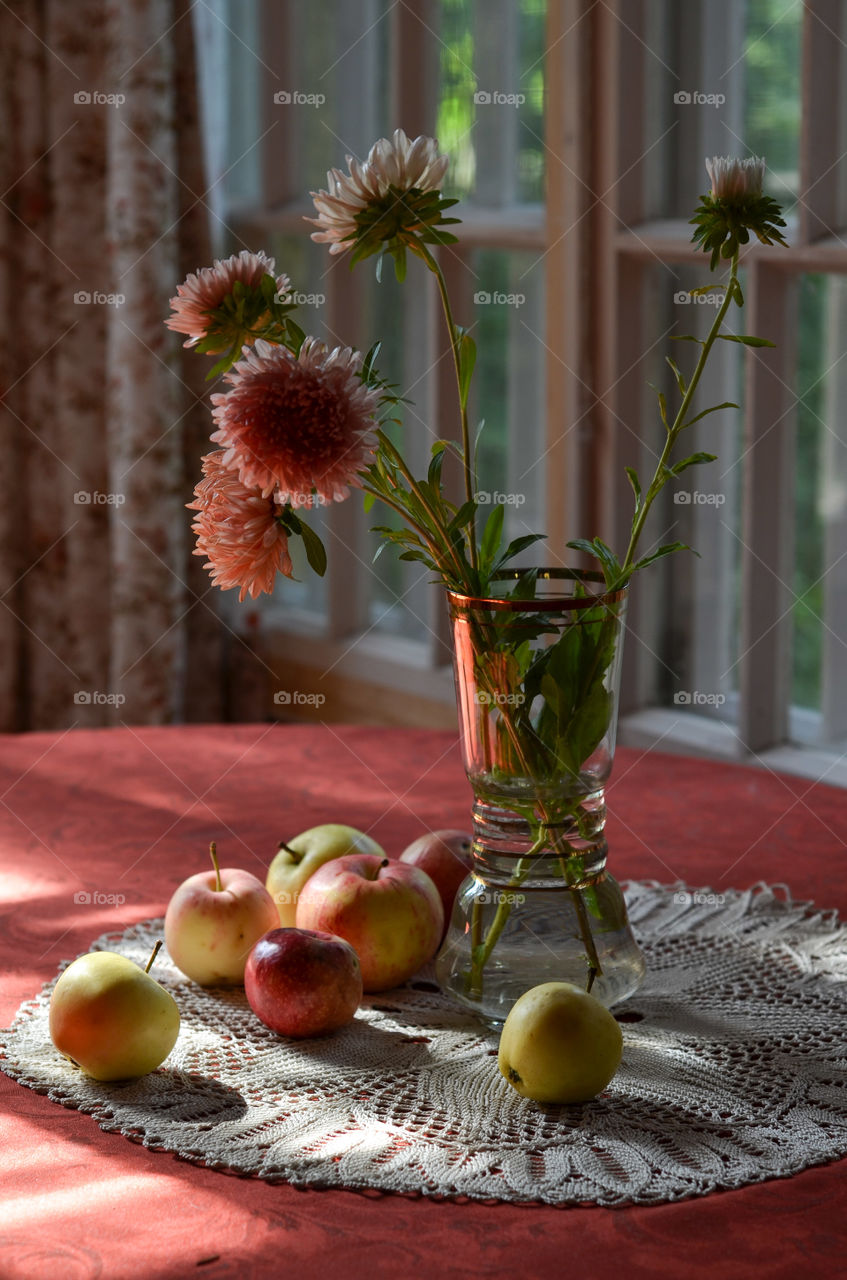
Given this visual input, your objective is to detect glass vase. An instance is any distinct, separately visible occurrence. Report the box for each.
[435,569,646,1028]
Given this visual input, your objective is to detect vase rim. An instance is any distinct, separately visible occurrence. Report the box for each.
[446,567,627,611]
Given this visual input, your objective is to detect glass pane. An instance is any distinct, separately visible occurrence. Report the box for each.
[279,0,392,194]
[438,0,546,205]
[743,0,802,210]
[470,248,546,550]
[632,0,801,222]
[635,262,745,715]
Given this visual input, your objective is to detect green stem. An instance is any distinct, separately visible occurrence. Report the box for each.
[466,650,605,993]
[620,252,740,577]
[371,432,471,587]
[416,241,478,572]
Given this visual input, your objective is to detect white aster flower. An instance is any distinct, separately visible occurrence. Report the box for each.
[705,156,765,203]
[307,129,450,255]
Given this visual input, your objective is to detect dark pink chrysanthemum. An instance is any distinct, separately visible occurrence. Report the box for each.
[188,451,293,602]
[166,250,289,346]
[210,338,380,504]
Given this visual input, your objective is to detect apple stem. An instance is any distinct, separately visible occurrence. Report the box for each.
[145,939,163,974]
[210,841,222,892]
[278,840,301,863]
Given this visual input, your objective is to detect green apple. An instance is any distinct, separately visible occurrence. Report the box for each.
[498,981,623,1104]
[49,942,180,1081]
[266,824,384,927]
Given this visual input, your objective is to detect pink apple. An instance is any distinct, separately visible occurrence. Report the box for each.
[399,829,473,940]
[295,855,443,992]
[244,927,362,1037]
[165,843,279,986]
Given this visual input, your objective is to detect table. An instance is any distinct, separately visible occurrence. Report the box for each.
[1,725,844,1279]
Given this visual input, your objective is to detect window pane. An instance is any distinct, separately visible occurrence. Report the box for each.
[743,0,802,210]
[470,248,546,547]
[793,274,835,717]
[630,0,801,222]
[634,262,745,715]
[438,0,546,205]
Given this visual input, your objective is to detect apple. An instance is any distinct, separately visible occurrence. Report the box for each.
[165,842,279,985]
[244,927,362,1037]
[295,854,443,992]
[49,941,180,1081]
[498,981,623,1104]
[399,829,473,940]
[266,824,386,927]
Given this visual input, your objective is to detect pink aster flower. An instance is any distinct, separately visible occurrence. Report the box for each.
[210,338,380,504]
[188,451,293,602]
[307,129,449,254]
[167,250,290,346]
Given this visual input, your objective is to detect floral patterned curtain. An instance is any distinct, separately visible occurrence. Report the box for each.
[0,0,226,729]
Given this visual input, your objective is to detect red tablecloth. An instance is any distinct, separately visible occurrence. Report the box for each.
[1,725,844,1279]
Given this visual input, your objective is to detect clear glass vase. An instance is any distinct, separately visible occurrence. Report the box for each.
[435,569,646,1028]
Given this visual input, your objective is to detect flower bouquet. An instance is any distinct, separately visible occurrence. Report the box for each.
[167,135,786,1023]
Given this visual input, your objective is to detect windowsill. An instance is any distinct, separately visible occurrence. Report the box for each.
[619,707,847,788]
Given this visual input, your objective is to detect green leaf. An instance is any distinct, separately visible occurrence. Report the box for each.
[479,502,504,571]
[296,515,328,577]
[493,532,546,571]
[670,451,718,477]
[657,390,669,431]
[285,317,305,354]
[456,329,477,412]
[363,491,376,513]
[670,334,705,345]
[567,538,622,589]
[665,356,687,395]
[625,467,642,509]
[632,541,695,572]
[427,444,445,489]
[716,334,775,348]
[447,500,477,534]
[681,401,738,429]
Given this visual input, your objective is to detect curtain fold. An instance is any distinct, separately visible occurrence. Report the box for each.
[0,0,226,728]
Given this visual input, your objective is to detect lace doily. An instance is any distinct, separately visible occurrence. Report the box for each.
[3,881,847,1207]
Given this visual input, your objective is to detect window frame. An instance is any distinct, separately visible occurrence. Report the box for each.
[221,0,847,786]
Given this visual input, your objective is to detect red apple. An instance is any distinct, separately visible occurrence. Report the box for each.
[244,927,362,1037]
[165,843,279,986]
[295,855,443,992]
[399,829,473,940]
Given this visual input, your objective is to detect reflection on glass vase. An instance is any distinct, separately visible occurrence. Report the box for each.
[435,569,646,1029]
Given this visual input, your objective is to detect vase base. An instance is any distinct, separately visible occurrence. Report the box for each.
[435,875,647,1028]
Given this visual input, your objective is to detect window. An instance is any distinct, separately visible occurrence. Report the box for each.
[198,0,847,782]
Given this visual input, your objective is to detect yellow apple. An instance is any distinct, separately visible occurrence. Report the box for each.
[266,824,384,927]
[49,945,180,1081]
[165,842,279,986]
[498,981,623,1104]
